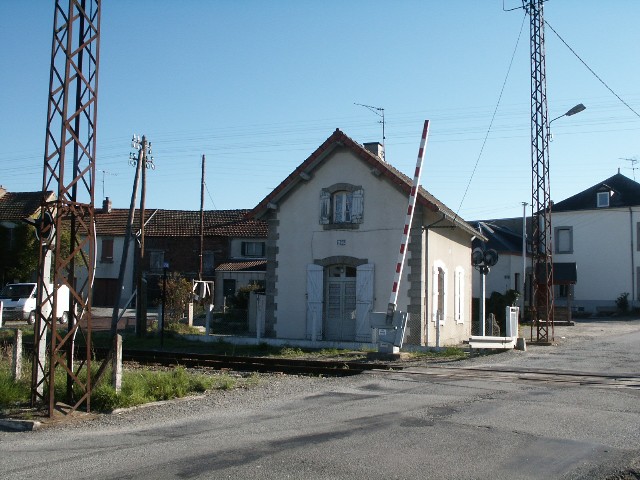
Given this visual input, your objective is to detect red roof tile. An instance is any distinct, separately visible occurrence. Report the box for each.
[248,129,479,237]
[0,191,54,221]
[215,260,267,272]
[94,209,267,238]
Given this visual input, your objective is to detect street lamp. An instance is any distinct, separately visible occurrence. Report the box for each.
[549,103,586,124]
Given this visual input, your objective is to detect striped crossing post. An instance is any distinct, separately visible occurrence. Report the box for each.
[385,120,431,325]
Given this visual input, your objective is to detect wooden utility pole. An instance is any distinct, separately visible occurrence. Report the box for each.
[133,135,154,336]
[199,154,205,280]
[109,137,143,338]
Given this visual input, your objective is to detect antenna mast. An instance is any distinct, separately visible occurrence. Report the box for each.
[354,103,385,158]
[620,157,639,180]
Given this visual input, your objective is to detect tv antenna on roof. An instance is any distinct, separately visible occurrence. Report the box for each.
[620,157,639,180]
[99,169,118,199]
[354,102,385,157]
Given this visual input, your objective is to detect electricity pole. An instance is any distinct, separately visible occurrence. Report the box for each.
[199,154,205,280]
[109,136,143,338]
[525,0,554,342]
[32,0,101,416]
[131,135,154,336]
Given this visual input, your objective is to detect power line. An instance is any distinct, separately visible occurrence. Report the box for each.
[453,10,528,222]
[545,19,640,120]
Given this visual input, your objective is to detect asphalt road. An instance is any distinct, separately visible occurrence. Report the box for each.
[1,318,638,479]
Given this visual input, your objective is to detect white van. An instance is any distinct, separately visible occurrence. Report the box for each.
[0,283,70,324]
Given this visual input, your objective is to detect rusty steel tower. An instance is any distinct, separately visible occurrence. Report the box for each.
[525,0,554,342]
[31,0,101,415]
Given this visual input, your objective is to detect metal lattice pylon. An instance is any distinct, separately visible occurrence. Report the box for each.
[525,0,554,342]
[31,0,101,416]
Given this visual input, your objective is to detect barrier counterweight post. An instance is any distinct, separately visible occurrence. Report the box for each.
[385,120,431,325]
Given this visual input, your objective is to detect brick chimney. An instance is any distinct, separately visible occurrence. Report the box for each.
[102,197,112,213]
[363,142,385,161]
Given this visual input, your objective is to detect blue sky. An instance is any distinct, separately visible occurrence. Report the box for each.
[1,1,638,221]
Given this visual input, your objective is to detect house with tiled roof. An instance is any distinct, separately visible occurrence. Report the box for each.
[470,219,529,299]
[249,128,482,347]
[0,188,55,284]
[549,171,640,313]
[87,202,267,308]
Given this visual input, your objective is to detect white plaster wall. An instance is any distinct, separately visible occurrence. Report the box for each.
[214,271,265,308]
[426,223,472,345]
[553,207,638,309]
[274,148,413,339]
[76,236,135,306]
[472,253,523,299]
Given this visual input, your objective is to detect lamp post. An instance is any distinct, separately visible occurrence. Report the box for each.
[532,103,586,341]
[549,103,586,125]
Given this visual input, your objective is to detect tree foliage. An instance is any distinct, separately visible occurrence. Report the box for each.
[0,224,39,284]
[160,273,193,322]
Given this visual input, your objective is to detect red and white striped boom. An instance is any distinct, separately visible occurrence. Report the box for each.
[385,120,430,323]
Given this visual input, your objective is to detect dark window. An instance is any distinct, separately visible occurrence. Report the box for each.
[241,241,265,257]
[223,279,237,299]
[203,251,215,274]
[101,238,114,263]
[149,251,164,272]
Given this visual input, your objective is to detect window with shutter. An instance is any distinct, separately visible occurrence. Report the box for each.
[320,185,364,226]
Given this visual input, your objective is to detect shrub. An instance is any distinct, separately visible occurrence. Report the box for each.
[226,283,264,310]
[159,273,194,322]
[616,292,629,313]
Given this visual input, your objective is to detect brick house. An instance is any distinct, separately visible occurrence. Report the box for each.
[89,203,267,309]
[0,188,55,284]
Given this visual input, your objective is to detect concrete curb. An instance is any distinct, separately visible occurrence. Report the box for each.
[0,418,41,431]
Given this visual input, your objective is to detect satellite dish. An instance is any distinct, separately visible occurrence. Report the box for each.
[472,247,484,266]
[484,249,499,267]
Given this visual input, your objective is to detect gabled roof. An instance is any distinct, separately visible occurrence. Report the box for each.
[248,128,480,237]
[470,220,525,254]
[553,172,640,212]
[94,208,267,238]
[0,191,55,222]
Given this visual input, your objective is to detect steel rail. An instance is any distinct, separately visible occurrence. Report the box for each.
[367,365,640,390]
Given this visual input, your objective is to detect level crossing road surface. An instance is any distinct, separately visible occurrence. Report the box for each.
[0,318,639,479]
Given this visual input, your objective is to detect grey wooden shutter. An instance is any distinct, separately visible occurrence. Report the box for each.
[355,263,374,341]
[306,264,324,340]
[351,188,364,223]
[320,190,330,224]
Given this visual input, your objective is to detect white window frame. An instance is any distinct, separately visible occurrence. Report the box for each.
[319,185,364,226]
[241,241,265,257]
[431,260,447,325]
[454,266,465,324]
[597,191,610,208]
[555,227,573,254]
[333,191,353,223]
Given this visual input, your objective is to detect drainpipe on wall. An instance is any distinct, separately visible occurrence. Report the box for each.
[630,207,636,310]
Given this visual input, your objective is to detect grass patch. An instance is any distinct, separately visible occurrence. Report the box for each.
[0,345,261,414]
[406,346,467,360]
[89,366,233,411]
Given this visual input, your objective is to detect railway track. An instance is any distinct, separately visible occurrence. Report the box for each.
[16,342,639,387]
[370,365,640,390]
[93,347,403,377]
